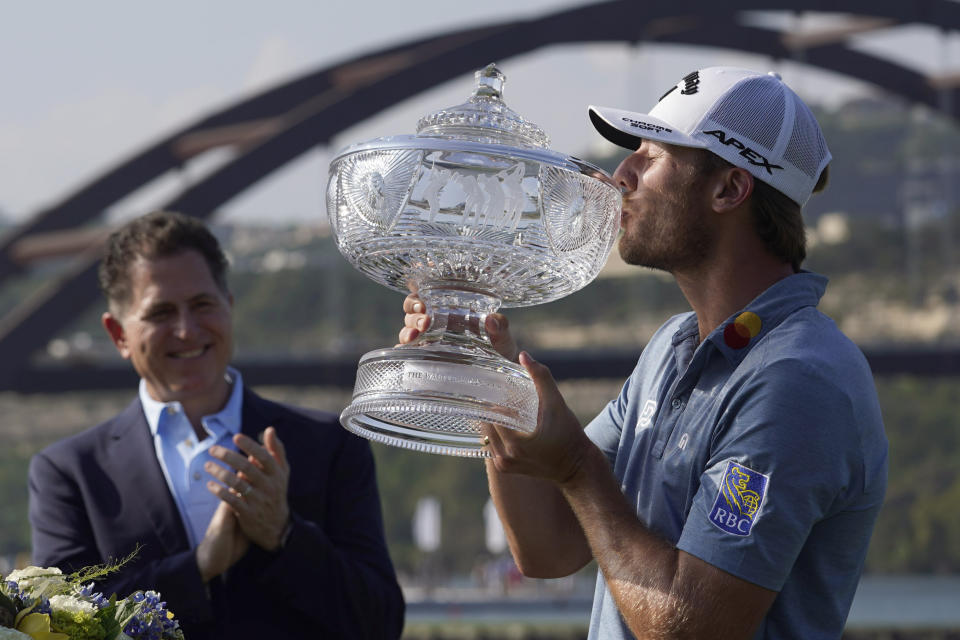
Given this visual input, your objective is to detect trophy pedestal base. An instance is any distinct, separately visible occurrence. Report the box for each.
[340,344,537,457]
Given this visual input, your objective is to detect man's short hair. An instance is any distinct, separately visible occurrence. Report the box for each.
[695,150,830,271]
[98,211,229,312]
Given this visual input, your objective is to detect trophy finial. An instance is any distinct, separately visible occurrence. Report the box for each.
[474,63,505,99]
[417,63,547,147]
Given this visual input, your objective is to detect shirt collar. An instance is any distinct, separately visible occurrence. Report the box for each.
[140,366,244,439]
[670,313,701,373]
[705,271,828,366]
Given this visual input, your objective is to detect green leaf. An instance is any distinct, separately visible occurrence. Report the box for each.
[96,602,121,640]
[0,590,17,618]
[12,600,38,630]
[0,589,18,629]
[67,546,141,585]
[112,595,141,630]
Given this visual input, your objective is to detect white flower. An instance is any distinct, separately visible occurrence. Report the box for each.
[5,566,65,597]
[0,628,32,640]
[5,566,62,582]
[49,593,98,615]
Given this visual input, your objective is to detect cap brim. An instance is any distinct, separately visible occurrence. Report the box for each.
[588,105,706,151]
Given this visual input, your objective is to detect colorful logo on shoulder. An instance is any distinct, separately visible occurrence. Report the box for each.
[708,461,769,536]
[723,311,762,349]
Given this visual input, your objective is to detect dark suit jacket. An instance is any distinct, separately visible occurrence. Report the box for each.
[29,387,404,639]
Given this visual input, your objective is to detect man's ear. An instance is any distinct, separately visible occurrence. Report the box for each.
[711,167,754,213]
[102,312,131,359]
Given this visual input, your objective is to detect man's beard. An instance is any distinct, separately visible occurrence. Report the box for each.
[618,187,712,273]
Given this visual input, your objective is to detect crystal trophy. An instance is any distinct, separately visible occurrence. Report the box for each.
[326,64,621,457]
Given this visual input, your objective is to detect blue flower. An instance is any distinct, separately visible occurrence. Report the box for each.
[78,583,108,609]
[36,595,52,615]
[125,617,144,635]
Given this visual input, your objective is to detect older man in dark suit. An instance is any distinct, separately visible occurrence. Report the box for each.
[29,211,404,639]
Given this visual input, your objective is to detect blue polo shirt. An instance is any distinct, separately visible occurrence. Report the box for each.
[584,272,888,639]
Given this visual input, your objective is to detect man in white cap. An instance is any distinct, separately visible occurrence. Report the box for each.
[401,67,888,638]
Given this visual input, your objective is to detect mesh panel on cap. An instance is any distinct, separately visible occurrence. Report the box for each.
[784,100,829,178]
[705,77,785,152]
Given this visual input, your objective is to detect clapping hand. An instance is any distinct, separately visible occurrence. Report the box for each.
[205,426,291,551]
[195,500,249,583]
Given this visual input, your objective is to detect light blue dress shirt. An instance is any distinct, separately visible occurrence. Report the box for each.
[583,272,888,639]
[140,367,244,548]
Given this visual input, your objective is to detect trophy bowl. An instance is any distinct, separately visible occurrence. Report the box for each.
[327,64,621,457]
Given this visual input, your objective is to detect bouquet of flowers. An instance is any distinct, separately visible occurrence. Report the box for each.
[0,565,184,640]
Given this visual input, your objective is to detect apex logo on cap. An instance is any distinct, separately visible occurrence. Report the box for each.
[703,129,784,175]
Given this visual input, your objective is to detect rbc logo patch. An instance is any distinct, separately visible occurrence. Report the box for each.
[709,461,769,536]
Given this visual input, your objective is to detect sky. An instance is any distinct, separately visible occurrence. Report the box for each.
[1,1,957,226]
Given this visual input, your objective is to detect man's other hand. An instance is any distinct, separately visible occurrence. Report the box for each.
[399,293,519,362]
[484,351,591,485]
[195,501,249,583]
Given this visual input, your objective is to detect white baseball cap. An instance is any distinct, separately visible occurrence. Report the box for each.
[588,66,831,206]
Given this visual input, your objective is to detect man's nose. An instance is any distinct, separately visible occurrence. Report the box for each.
[613,161,637,193]
[173,309,199,338]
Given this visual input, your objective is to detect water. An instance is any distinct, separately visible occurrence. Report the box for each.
[405,575,960,628]
[846,575,960,628]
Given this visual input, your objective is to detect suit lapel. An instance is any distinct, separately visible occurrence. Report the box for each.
[105,399,190,556]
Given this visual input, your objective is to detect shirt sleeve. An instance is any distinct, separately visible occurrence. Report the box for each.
[676,358,865,591]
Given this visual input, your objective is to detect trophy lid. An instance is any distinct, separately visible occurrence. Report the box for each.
[416,63,550,148]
